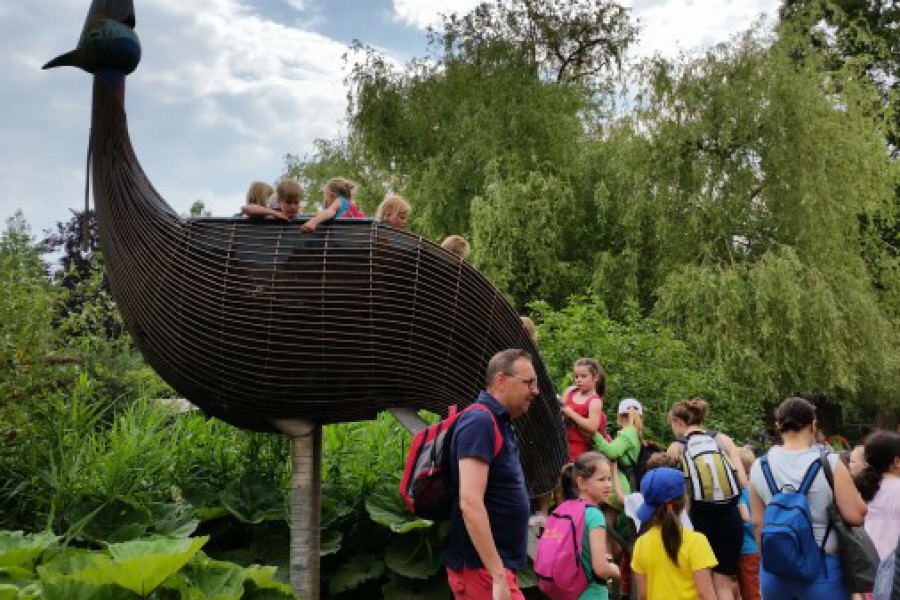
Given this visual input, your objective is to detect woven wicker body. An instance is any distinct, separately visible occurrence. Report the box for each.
[85,72,567,495]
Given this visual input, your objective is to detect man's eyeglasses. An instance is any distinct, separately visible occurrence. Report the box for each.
[506,374,538,389]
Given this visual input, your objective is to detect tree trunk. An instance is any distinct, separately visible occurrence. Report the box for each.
[276,420,322,599]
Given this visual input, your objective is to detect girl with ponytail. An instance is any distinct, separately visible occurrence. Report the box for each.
[630,467,717,600]
[857,431,900,561]
[562,358,609,462]
[556,452,620,599]
[667,398,748,600]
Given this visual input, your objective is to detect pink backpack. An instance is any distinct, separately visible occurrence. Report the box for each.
[534,499,595,600]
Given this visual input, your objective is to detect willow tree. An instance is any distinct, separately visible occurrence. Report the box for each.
[344,0,636,243]
[592,30,900,420]
[779,0,898,155]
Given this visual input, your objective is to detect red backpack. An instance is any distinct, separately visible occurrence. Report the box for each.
[534,499,598,600]
[399,403,502,520]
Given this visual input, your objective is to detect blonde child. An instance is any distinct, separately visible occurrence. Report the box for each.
[736,446,761,600]
[521,316,537,341]
[241,178,302,221]
[562,358,609,463]
[245,181,274,207]
[560,452,621,599]
[441,235,470,260]
[300,177,366,232]
[631,468,718,600]
[376,194,411,229]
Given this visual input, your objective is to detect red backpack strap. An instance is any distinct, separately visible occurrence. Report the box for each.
[463,403,504,457]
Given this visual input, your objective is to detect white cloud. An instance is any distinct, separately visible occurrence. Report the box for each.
[1,0,352,236]
[392,0,480,29]
[392,0,778,59]
[625,0,778,58]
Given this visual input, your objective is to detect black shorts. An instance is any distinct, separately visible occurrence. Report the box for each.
[689,501,743,576]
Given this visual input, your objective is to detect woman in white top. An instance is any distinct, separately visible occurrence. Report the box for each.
[749,397,867,600]
[855,431,900,560]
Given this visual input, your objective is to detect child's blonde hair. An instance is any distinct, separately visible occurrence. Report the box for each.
[738,446,756,472]
[246,181,274,207]
[560,451,610,501]
[520,316,536,341]
[376,194,411,220]
[323,177,355,199]
[441,235,470,260]
[623,406,644,438]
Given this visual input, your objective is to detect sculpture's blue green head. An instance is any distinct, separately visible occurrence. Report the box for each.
[43,0,140,74]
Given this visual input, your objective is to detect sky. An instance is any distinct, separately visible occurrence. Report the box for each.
[1,0,779,240]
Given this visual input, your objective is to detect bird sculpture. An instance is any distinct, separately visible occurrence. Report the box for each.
[44,0,568,498]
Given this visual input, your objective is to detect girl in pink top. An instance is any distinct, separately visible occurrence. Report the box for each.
[856,431,900,560]
[562,358,609,462]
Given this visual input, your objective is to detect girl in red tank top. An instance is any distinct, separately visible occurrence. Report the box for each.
[562,358,609,462]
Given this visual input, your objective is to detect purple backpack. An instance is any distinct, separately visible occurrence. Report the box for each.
[534,499,595,600]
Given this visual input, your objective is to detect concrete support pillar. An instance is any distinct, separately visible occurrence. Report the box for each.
[275,419,322,600]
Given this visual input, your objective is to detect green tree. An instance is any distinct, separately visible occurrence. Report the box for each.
[342,0,635,239]
[531,296,759,441]
[441,0,637,85]
[0,212,60,405]
[779,0,898,154]
[188,200,212,217]
[593,30,900,417]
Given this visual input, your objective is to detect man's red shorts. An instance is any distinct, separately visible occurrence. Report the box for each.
[447,567,525,600]
[737,552,761,600]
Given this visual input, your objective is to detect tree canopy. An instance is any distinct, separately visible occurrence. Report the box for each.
[281,0,900,421]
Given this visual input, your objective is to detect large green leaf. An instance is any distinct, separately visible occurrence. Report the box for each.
[37,548,101,577]
[100,536,208,595]
[0,566,33,587]
[220,476,286,525]
[381,575,453,600]
[243,566,294,599]
[149,502,200,539]
[365,487,432,534]
[72,498,151,543]
[321,492,353,529]
[320,528,342,557]
[384,534,441,580]
[0,584,18,600]
[179,558,246,600]
[0,531,58,569]
[38,547,136,596]
[38,575,138,600]
[327,552,385,595]
[14,583,41,600]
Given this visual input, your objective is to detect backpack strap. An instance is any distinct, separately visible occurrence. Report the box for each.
[797,458,823,495]
[759,455,780,495]
[816,449,837,549]
[464,403,504,457]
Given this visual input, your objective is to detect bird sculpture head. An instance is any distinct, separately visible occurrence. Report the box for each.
[43,0,140,74]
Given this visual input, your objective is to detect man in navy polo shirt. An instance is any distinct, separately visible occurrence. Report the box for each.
[444,349,537,600]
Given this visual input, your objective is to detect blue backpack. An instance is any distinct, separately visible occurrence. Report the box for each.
[759,455,827,581]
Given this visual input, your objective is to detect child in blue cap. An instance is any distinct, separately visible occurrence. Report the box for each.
[631,468,718,600]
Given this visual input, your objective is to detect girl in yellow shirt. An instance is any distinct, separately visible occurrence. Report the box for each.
[630,468,718,600]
